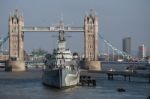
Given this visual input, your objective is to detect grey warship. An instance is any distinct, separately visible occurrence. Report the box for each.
[42,21,80,88]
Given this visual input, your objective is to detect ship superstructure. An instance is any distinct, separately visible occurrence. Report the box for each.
[42,20,80,88]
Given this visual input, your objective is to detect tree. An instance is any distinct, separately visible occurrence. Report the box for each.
[31,48,48,56]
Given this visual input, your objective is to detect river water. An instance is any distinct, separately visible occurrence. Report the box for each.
[0,69,150,99]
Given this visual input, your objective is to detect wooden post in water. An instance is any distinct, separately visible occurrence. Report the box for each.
[128,75,131,82]
[148,75,150,83]
[124,75,126,81]
[111,74,114,80]
[108,73,114,80]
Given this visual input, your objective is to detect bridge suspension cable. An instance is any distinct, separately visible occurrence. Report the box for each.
[98,34,132,60]
[0,34,9,48]
[0,33,9,53]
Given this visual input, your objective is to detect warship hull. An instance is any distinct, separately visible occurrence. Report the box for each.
[42,68,80,88]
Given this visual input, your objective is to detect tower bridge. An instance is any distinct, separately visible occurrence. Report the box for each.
[6,9,101,71]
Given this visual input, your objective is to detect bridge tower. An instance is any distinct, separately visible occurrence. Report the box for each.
[6,9,25,71]
[84,10,101,70]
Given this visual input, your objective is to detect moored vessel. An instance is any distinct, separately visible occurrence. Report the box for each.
[42,21,80,88]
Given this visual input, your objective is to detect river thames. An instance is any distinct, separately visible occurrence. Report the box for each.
[0,69,149,99]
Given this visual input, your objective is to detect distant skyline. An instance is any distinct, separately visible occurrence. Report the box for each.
[0,0,150,55]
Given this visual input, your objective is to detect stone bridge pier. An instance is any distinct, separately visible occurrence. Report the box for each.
[5,9,25,71]
[83,10,101,71]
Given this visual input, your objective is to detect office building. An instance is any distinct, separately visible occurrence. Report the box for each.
[138,44,146,59]
[122,37,131,55]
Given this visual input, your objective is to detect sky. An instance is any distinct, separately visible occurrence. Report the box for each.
[0,0,150,56]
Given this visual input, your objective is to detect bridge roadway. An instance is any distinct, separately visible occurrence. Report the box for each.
[22,26,84,32]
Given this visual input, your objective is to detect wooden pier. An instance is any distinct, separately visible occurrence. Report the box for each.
[106,71,150,83]
[89,70,150,83]
[79,75,96,86]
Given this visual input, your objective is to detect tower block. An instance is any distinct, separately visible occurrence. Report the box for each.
[84,10,101,71]
[6,9,25,71]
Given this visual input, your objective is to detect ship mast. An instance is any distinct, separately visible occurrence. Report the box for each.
[58,18,65,41]
[57,19,66,52]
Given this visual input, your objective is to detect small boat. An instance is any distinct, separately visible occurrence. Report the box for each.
[147,96,150,99]
[117,88,126,92]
